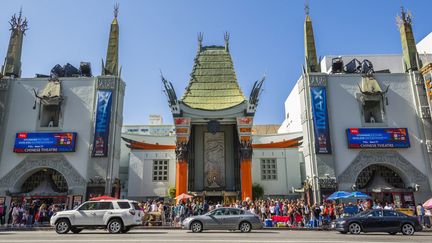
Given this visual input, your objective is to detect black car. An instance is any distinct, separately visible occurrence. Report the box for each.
[333,209,422,235]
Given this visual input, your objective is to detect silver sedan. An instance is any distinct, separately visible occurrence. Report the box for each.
[182,207,263,233]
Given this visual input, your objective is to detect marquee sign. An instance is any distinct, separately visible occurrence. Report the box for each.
[92,90,113,157]
[346,128,410,149]
[310,87,332,154]
[14,132,77,153]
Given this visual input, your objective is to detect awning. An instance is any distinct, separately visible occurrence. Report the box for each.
[38,79,62,105]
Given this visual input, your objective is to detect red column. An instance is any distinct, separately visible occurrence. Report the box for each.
[175,160,188,197]
[241,158,252,201]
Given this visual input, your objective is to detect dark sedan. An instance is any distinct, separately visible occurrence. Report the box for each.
[332,209,422,235]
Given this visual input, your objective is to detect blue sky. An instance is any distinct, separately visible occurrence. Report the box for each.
[1,0,431,125]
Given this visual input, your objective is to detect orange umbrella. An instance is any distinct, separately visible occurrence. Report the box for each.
[175,193,193,201]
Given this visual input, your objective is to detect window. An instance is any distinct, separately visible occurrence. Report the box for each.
[383,210,398,217]
[78,202,98,210]
[363,100,383,123]
[209,209,226,216]
[229,209,240,215]
[117,201,131,209]
[97,202,113,210]
[153,160,169,181]
[367,210,383,217]
[261,159,277,180]
[40,104,60,127]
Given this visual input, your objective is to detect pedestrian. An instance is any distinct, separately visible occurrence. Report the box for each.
[0,202,6,226]
[417,203,425,226]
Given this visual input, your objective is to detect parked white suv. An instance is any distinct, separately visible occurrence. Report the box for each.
[50,199,142,234]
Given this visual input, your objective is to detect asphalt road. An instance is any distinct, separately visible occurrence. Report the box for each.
[1,229,432,243]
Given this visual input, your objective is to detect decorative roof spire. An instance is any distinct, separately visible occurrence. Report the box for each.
[224,32,230,52]
[304,2,320,73]
[102,3,119,76]
[2,8,28,77]
[197,32,203,52]
[397,6,421,72]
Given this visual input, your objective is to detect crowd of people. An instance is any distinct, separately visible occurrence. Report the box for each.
[0,201,61,227]
[1,198,431,229]
[135,198,432,228]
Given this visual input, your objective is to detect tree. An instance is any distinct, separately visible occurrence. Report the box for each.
[252,183,264,200]
[167,186,176,199]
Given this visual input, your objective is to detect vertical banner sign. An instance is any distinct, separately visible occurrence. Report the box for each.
[310,87,332,154]
[92,90,113,157]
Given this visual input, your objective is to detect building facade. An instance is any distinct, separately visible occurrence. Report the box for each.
[0,9,125,212]
[280,7,432,206]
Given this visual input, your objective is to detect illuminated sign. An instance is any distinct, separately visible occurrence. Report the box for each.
[14,132,77,153]
[347,128,410,149]
[311,87,332,154]
[92,90,113,157]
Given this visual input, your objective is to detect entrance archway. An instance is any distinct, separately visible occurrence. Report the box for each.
[355,164,405,190]
[20,168,68,194]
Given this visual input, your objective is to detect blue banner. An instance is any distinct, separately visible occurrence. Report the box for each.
[347,128,410,149]
[311,87,332,154]
[92,90,113,157]
[14,132,77,153]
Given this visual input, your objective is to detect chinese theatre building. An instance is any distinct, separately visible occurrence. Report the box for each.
[0,7,125,217]
[280,6,432,205]
[123,34,304,202]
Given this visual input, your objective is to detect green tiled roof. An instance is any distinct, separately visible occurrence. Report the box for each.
[181,45,246,110]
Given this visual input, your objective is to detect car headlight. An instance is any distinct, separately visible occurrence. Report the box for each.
[339,220,346,225]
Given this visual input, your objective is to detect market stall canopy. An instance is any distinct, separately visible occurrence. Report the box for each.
[346,191,372,199]
[175,193,193,201]
[37,78,63,105]
[423,198,432,209]
[89,195,117,201]
[326,191,351,201]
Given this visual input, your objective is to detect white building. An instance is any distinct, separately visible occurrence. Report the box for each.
[279,8,432,205]
[0,10,125,211]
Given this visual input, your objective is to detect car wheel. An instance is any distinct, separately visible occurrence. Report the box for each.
[71,228,82,234]
[388,232,397,235]
[55,219,71,234]
[107,219,123,234]
[239,221,252,233]
[121,226,131,233]
[401,223,415,236]
[348,223,361,235]
[190,221,203,233]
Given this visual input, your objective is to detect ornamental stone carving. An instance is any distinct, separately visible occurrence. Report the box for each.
[239,140,253,161]
[97,78,116,89]
[175,141,188,161]
[309,75,327,87]
[0,154,87,192]
[0,79,9,90]
[337,150,428,191]
[421,106,431,119]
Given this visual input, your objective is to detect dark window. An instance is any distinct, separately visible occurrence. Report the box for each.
[132,202,141,210]
[367,210,383,217]
[229,209,240,215]
[97,202,113,210]
[78,202,98,210]
[117,201,131,209]
[383,210,398,217]
[363,100,383,123]
[40,105,60,127]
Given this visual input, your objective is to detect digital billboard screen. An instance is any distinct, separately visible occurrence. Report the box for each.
[346,128,410,149]
[13,132,77,153]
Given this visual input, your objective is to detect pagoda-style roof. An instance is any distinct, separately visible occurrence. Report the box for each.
[181,45,246,110]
